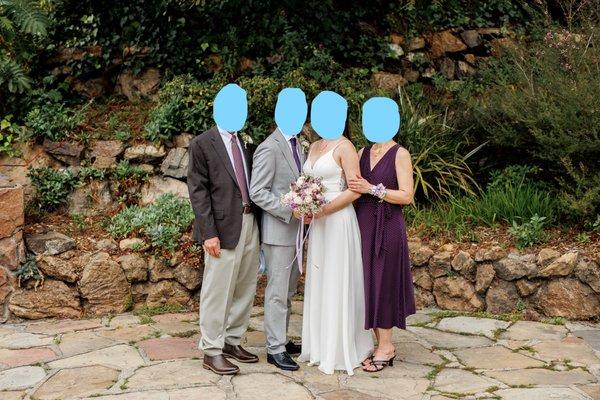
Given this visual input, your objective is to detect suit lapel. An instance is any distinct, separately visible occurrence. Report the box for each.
[274,128,300,177]
[209,127,239,187]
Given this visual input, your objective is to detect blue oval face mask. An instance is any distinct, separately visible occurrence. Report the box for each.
[275,88,308,136]
[310,91,348,140]
[362,97,400,143]
[213,83,248,132]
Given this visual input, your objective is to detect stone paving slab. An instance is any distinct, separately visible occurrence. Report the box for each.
[0,347,56,367]
[436,316,510,338]
[0,366,46,390]
[137,337,202,360]
[1,308,600,400]
[485,367,596,386]
[33,365,119,400]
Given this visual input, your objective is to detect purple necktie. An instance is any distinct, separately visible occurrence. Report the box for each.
[289,137,302,172]
[230,134,250,205]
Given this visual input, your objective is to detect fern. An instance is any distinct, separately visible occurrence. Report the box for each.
[0,0,48,35]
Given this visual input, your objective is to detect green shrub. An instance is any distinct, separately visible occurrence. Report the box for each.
[15,255,43,288]
[509,214,547,249]
[25,103,85,141]
[105,193,194,253]
[0,115,22,156]
[28,166,78,210]
[466,29,599,221]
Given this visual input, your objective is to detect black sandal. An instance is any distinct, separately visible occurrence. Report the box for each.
[364,353,395,373]
[361,355,373,367]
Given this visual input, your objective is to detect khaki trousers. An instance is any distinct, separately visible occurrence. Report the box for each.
[199,213,260,356]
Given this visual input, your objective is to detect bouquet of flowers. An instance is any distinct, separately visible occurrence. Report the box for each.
[281,173,327,217]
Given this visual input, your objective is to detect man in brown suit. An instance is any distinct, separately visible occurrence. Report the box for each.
[187,83,260,375]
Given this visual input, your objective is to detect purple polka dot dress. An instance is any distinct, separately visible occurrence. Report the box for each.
[355,144,416,329]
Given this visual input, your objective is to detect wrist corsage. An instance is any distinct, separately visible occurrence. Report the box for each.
[370,183,387,202]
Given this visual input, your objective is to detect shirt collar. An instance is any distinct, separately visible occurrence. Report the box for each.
[277,127,297,142]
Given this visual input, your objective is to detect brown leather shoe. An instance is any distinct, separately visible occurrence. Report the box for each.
[203,354,240,375]
[222,343,259,363]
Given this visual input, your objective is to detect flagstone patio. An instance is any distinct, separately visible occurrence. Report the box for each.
[0,304,599,400]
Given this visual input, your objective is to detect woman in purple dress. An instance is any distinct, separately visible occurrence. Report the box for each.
[348,140,416,372]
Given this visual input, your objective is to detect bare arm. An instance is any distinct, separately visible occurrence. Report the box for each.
[347,146,414,205]
[318,140,361,217]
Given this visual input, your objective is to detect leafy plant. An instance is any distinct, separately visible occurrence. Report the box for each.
[105,193,194,253]
[0,114,22,156]
[25,102,86,141]
[15,255,44,288]
[28,166,78,210]
[396,89,482,201]
[509,214,547,249]
[0,0,49,94]
[110,160,150,204]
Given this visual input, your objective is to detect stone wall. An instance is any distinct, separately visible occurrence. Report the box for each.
[0,176,26,322]
[409,240,600,320]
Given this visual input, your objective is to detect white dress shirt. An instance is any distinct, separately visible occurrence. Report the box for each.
[217,126,249,182]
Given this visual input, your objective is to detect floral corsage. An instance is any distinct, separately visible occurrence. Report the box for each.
[370,183,387,202]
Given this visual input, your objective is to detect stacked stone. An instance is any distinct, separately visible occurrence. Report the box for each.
[0,175,26,322]
[409,239,600,320]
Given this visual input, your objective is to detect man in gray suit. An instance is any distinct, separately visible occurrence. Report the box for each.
[250,88,308,371]
[188,84,260,375]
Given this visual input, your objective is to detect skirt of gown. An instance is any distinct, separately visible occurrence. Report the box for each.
[298,202,374,375]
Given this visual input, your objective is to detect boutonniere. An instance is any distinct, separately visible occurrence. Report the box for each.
[298,134,310,153]
[240,132,254,149]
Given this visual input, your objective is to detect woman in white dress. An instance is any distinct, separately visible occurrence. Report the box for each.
[298,137,374,375]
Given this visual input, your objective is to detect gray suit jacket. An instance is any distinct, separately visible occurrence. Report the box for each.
[250,128,305,246]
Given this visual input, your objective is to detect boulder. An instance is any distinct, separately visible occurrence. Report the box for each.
[116,68,161,101]
[124,144,166,162]
[474,246,507,262]
[67,180,113,216]
[493,253,536,280]
[389,43,404,57]
[173,259,203,291]
[475,263,495,294]
[145,280,191,308]
[37,255,82,283]
[433,276,483,312]
[410,245,434,267]
[390,33,405,45]
[574,259,600,293]
[404,70,420,82]
[457,60,476,76]
[72,77,109,98]
[131,282,150,305]
[538,251,579,277]
[0,184,24,239]
[407,36,426,51]
[9,280,82,319]
[149,256,175,282]
[414,287,436,309]
[117,254,148,283]
[451,251,476,280]
[515,279,541,297]
[173,133,194,148]
[119,238,149,251]
[426,30,467,58]
[0,231,26,270]
[460,30,482,47]
[0,266,14,317]
[95,238,117,251]
[370,72,407,92]
[42,140,84,166]
[438,57,456,79]
[89,140,124,169]
[141,176,189,205]
[25,232,76,256]
[429,251,453,278]
[78,252,131,315]
[160,148,189,179]
[537,248,561,267]
[412,267,433,291]
[485,280,520,314]
[535,278,600,319]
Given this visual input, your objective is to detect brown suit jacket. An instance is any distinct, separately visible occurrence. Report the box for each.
[187,127,259,249]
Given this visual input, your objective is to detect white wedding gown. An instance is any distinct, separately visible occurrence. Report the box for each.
[298,144,374,375]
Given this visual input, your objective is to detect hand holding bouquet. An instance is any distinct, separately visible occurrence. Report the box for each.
[281,174,327,219]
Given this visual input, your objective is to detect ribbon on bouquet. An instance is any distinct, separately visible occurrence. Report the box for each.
[291,214,314,274]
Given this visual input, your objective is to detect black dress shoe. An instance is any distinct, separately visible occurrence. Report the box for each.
[285,341,302,355]
[267,351,299,371]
